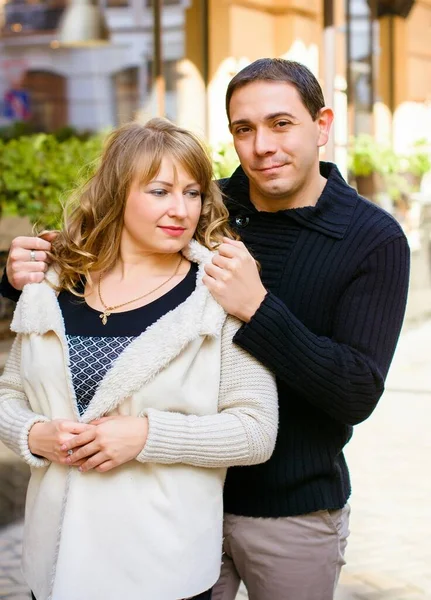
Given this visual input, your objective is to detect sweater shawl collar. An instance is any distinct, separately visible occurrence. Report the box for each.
[9,240,227,422]
[221,161,358,240]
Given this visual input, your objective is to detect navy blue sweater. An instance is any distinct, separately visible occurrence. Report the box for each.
[220,162,410,517]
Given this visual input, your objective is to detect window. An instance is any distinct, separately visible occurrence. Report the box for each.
[146,59,179,93]
[113,67,139,124]
[2,0,65,34]
[346,0,376,134]
[22,70,68,132]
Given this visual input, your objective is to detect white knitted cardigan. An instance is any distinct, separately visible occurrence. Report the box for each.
[0,239,278,470]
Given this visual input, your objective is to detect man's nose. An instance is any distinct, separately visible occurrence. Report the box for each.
[254,130,277,156]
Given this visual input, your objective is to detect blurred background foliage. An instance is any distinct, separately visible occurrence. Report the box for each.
[0,132,104,229]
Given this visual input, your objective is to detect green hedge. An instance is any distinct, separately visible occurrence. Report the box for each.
[0,132,239,229]
[0,133,104,229]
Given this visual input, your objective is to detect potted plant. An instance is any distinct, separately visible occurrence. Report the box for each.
[399,138,431,191]
[348,135,382,200]
[348,135,401,201]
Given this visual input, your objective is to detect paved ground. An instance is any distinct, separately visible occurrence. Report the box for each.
[0,322,430,600]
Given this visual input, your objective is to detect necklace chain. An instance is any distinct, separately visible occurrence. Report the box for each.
[97,255,183,325]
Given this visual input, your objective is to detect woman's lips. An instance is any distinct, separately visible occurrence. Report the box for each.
[159,226,186,237]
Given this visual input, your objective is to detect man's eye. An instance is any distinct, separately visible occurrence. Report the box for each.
[235,127,251,135]
[275,120,291,128]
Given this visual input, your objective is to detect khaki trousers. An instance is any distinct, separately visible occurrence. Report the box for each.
[212,505,350,600]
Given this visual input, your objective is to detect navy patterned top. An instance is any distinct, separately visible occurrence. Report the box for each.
[57,263,198,415]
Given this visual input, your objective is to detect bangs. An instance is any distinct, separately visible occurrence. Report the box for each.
[114,119,213,192]
[169,135,213,194]
[133,137,165,185]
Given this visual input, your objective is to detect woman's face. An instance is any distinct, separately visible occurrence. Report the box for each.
[121,155,203,256]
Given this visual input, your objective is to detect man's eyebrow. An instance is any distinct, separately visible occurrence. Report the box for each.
[230,112,298,128]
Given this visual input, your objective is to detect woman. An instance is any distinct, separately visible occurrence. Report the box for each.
[0,118,278,600]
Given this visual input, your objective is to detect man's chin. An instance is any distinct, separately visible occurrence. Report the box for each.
[258,180,295,199]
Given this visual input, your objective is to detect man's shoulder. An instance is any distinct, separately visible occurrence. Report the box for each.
[216,177,230,192]
[216,177,234,206]
[351,192,407,243]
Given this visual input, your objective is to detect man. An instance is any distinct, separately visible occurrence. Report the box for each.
[1,59,409,600]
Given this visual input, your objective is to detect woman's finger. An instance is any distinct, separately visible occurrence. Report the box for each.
[60,427,96,451]
[66,441,99,463]
[95,460,115,473]
[89,416,116,425]
[79,452,107,472]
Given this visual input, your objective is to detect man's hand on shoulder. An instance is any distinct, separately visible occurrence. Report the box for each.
[7,234,55,290]
[203,238,267,322]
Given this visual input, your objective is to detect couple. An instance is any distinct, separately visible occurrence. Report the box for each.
[0,58,409,600]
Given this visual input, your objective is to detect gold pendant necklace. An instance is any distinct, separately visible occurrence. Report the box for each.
[97,255,183,325]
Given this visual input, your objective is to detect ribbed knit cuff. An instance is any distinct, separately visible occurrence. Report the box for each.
[234,290,286,352]
[0,401,50,468]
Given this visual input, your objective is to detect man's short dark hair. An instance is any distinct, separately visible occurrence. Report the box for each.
[225,58,325,123]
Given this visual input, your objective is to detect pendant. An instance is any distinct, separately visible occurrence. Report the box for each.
[99,311,111,325]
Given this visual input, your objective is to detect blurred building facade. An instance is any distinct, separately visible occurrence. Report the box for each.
[0,0,429,155]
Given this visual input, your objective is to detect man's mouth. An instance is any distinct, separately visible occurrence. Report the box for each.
[256,164,285,173]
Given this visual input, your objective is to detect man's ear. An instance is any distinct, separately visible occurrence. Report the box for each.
[316,107,334,148]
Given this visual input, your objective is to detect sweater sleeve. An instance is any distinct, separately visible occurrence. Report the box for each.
[136,316,278,467]
[233,235,410,426]
[0,335,50,467]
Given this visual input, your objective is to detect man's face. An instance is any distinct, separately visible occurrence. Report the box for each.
[228,80,331,209]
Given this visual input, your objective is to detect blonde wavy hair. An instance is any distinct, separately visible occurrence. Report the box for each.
[51,118,236,294]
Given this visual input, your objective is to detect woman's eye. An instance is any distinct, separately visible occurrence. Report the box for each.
[185,190,201,198]
[150,189,167,197]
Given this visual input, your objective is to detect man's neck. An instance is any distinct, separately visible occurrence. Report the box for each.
[250,173,328,212]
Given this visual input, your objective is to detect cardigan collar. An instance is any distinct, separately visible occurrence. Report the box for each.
[221,161,358,240]
[10,240,227,422]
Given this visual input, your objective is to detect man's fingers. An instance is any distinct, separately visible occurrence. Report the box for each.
[11,260,48,274]
[10,236,52,251]
[38,231,58,243]
[11,272,45,287]
[10,248,50,266]
[204,263,225,280]
[223,237,245,247]
[217,242,245,259]
[202,274,220,294]
[211,254,232,270]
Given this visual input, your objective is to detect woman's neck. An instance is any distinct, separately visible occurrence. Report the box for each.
[112,251,184,282]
